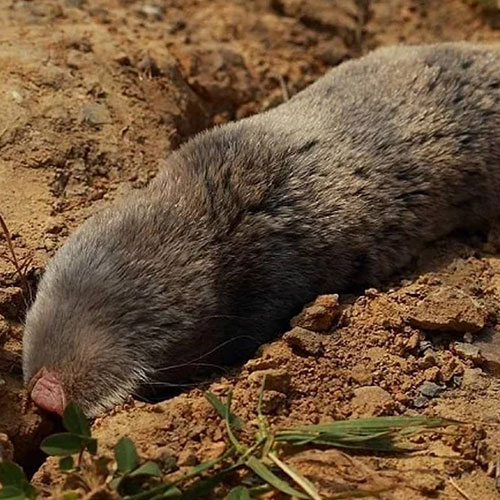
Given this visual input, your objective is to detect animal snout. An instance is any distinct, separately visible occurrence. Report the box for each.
[29,367,66,416]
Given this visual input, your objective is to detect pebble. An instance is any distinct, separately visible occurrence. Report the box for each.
[290,294,340,332]
[408,286,487,333]
[418,381,444,398]
[413,395,429,408]
[177,449,197,467]
[350,363,373,385]
[247,369,291,394]
[474,328,500,375]
[461,368,490,391]
[282,326,323,355]
[202,441,226,461]
[419,340,434,353]
[81,103,112,126]
[260,390,287,414]
[140,3,165,20]
[351,386,394,417]
[454,342,483,364]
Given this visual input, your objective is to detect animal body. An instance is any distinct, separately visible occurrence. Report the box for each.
[23,42,500,417]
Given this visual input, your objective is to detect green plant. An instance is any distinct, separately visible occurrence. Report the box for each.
[0,383,460,500]
[0,462,36,500]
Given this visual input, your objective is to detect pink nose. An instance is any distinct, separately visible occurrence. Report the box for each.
[29,368,66,416]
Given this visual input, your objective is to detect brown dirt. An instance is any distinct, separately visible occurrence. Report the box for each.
[1,0,500,498]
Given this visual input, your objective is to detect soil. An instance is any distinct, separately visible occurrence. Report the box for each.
[1,0,500,498]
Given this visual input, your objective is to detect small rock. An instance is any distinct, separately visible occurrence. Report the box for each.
[114,53,131,66]
[283,326,323,355]
[423,366,441,382]
[248,369,291,394]
[351,386,394,416]
[350,363,373,385]
[419,340,433,353]
[244,358,281,372]
[441,357,464,382]
[394,392,410,404]
[454,342,483,364]
[81,103,112,126]
[202,441,226,461]
[45,217,64,234]
[418,381,444,398]
[474,328,500,375]
[43,238,55,251]
[139,3,165,20]
[260,390,287,414]
[413,395,429,408]
[152,446,176,468]
[463,332,474,343]
[177,449,197,467]
[291,294,340,332]
[421,350,438,368]
[408,286,487,333]
[461,368,490,391]
[9,88,25,104]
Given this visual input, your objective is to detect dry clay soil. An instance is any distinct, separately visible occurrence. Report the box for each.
[1,0,500,498]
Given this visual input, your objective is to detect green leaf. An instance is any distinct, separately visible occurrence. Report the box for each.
[62,403,91,438]
[0,462,26,488]
[227,486,251,500]
[153,486,182,499]
[246,457,309,499]
[59,456,74,471]
[204,392,243,430]
[122,484,181,499]
[110,477,122,491]
[62,492,80,500]
[115,437,139,474]
[0,486,24,500]
[129,462,162,478]
[22,483,37,500]
[86,438,98,455]
[40,433,87,456]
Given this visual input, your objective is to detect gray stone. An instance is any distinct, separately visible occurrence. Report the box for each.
[419,381,445,398]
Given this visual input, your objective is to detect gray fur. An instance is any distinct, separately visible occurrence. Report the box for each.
[23,42,500,416]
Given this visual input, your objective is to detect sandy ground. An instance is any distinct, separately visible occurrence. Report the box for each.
[1,0,500,498]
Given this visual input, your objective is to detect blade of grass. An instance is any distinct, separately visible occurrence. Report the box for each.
[276,416,458,451]
[180,462,243,500]
[224,392,246,455]
[205,392,243,430]
[268,452,322,500]
[123,484,181,500]
[246,456,310,499]
[286,416,456,434]
[174,449,235,484]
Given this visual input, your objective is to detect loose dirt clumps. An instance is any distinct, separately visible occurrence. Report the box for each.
[2,0,500,498]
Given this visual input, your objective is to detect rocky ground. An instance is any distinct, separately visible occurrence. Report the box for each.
[1,0,500,498]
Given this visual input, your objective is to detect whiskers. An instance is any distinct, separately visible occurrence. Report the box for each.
[153,334,260,375]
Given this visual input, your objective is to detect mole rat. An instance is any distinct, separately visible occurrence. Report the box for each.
[23,42,500,417]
